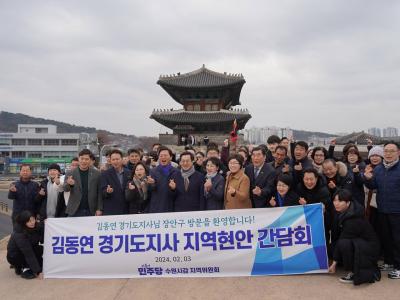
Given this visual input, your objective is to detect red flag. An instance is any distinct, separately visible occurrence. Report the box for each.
[230,118,238,142]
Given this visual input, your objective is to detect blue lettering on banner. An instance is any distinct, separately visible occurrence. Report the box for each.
[257,225,312,249]
[51,226,311,255]
[97,216,256,231]
[52,236,94,254]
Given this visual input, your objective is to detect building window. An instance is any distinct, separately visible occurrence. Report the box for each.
[35,128,48,133]
[44,139,60,146]
[43,152,60,158]
[12,139,26,145]
[186,105,193,111]
[212,104,219,111]
[27,152,42,158]
[205,104,212,111]
[193,104,200,111]
[0,138,11,145]
[60,152,76,158]
[61,139,77,146]
[11,151,26,158]
[27,139,42,146]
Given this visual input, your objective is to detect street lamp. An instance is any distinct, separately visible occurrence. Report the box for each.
[99,144,120,165]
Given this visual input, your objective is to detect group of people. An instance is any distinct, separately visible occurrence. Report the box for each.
[6,136,400,285]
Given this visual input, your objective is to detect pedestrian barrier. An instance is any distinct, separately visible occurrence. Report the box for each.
[0,202,9,213]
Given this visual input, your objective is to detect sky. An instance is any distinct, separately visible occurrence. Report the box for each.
[1,0,399,136]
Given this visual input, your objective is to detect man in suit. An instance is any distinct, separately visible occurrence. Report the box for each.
[245,146,276,208]
[101,149,130,215]
[64,149,102,217]
[172,151,205,212]
[147,146,180,213]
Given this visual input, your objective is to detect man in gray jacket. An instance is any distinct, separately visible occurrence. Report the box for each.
[64,149,102,217]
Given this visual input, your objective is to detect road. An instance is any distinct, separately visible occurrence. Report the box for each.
[0,190,13,239]
[0,213,12,240]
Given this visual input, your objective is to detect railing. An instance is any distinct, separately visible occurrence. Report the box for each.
[0,202,8,213]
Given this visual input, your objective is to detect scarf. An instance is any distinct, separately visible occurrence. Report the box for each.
[312,161,323,174]
[383,158,399,169]
[206,172,218,180]
[276,192,285,207]
[181,166,195,191]
[46,178,59,218]
[132,176,148,201]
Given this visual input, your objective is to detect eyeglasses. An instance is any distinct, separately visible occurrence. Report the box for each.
[384,150,398,153]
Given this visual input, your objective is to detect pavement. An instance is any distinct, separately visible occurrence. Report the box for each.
[0,231,399,300]
[0,189,13,240]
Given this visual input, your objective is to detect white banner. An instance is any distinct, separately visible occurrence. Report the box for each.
[43,204,328,278]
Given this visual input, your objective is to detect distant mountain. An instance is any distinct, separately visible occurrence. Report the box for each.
[292,129,336,141]
[0,111,158,150]
[0,111,97,133]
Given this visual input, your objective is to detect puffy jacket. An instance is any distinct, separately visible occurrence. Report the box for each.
[364,161,400,213]
[8,180,40,218]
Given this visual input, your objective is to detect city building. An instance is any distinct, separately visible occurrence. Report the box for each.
[0,124,98,174]
[242,126,293,145]
[382,127,398,138]
[150,65,252,145]
[368,127,382,137]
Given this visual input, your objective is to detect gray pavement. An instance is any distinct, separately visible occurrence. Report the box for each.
[0,190,13,240]
[0,245,400,300]
[0,213,12,240]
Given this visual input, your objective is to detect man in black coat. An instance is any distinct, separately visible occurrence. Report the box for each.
[8,164,40,227]
[172,151,205,212]
[289,141,314,187]
[101,149,131,215]
[245,146,276,208]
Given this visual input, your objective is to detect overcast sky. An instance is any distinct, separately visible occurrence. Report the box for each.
[1,0,399,136]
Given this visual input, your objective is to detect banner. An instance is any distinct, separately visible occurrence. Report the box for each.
[43,204,328,278]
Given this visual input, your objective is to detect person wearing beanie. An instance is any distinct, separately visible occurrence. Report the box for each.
[364,146,384,259]
[7,210,44,279]
[35,163,64,220]
[268,174,299,207]
[368,146,384,161]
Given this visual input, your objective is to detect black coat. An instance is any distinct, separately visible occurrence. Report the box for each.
[125,180,149,214]
[289,156,314,187]
[333,202,380,285]
[245,163,276,208]
[204,174,225,210]
[346,161,366,207]
[101,167,131,215]
[324,172,353,199]
[269,190,300,207]
[7,223,44,274]
[296,176,331,206]
[173,170,205,212]
[8,180,40,219]
[36,178,67,220]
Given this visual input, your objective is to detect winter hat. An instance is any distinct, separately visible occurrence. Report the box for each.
[47,163,61,173]
[368,146,384,159]
[277,174,293,188]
